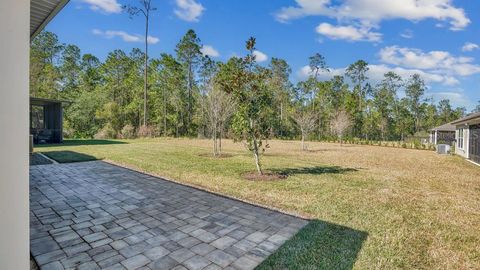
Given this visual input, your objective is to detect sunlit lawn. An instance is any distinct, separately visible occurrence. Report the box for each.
[36,138,480,269]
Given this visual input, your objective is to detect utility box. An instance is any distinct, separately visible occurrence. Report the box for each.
[437,144,451,155]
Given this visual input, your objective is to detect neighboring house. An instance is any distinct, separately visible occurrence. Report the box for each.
[451,112,480,165]
[429,123,456,145]
[30,97,68,144]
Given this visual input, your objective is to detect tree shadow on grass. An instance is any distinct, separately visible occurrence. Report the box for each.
[35,139,127,148]
[272,166,358,176]
[42,151,99,164]
[257,220,368,270]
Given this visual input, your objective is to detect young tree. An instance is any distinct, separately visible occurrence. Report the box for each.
[216,38,274,175]
[124,0,157,127]
[205,86,235,157]
[331,110,352,145]
[293,110,316,150]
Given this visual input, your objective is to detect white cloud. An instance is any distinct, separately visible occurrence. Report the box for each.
[297,64,459,86]
[201,45,220,57]
[316,23,381,42]
[379,46,480,76]
[81,0,122,14]
[174,0,205,22]
[276,0,470,31]
[400,29,414,39]
[428,89,473,108]
[92,29,159,44]
[253,50,268,63]
[462,42,479,52]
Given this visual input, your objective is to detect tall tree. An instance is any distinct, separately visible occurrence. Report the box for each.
[268,58,292,136]
[405,74,426,132]
[124,0,157,127]
[30,31,63,98]
[176,30,203,133]
[308,53,329,138]
[59,44,82,99]
[346,60,369,137]
[373,72,401,140]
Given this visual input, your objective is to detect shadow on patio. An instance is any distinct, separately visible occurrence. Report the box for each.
[41,150,99,163]
[35,139,128,148]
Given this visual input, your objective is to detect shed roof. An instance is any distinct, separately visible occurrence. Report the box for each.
[451,112,480,126]
[31,0,70,39]
[431,122,456,132]
[30,97,71,106]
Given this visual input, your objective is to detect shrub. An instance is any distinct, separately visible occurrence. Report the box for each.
[62,127,74,139]
[94,123,117,139]
[121,124,136,139]
[137,125,156,138]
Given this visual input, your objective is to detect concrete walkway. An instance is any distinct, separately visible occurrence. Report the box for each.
[30,161,307,270]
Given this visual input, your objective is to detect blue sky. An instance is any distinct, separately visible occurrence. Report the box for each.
[46,0,480,111]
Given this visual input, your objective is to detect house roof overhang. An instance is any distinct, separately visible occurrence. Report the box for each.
[431,123,456,132]
[451,112,480,126]
[31,0,70,39]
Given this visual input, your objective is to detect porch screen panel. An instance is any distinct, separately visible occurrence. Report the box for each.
[470,124,480,164]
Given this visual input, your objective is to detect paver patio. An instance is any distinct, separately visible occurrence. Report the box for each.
[30,161,307,270]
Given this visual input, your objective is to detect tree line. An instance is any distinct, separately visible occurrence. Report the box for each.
[31,30,475,145]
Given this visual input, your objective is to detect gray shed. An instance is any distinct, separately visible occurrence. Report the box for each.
[30,97,69,144]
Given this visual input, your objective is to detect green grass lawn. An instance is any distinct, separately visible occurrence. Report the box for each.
[36,138,480,269]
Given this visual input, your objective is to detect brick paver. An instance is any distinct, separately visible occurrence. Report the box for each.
[30,161,307,269]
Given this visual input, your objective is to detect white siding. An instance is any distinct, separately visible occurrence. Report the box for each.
[455,126,470,158]
[0,0,30,269]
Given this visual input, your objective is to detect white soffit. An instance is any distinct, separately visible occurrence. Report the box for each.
[31,0,69,39]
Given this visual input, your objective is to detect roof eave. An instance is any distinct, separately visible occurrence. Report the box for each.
[31,0,70,40]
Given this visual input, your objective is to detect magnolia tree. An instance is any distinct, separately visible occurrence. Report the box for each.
[331,110,352,145]
[216,37,274,175]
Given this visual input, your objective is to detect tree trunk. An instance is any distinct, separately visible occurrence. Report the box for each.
[213,126,217,157]
[219,128,223,155]
[187,64,193,130]
[301,132,305,151]
[143,12,149,127]
[253,139,262,175]
[163,88,166,136]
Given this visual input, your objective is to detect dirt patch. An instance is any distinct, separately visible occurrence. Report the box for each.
[198,153,234,158]
[242,171,288,181]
